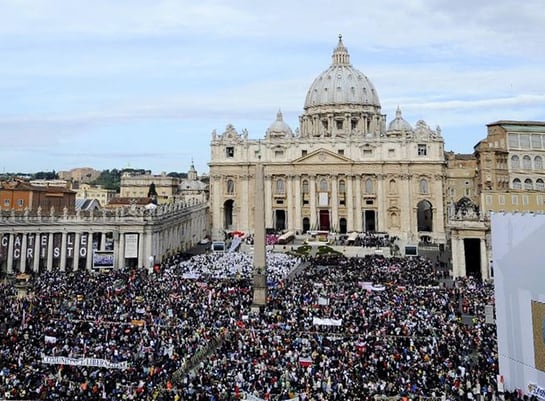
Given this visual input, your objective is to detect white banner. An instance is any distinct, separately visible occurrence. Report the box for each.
[245,393,266,401]
[312,317,342,326]
[318,297,329,305]
[124,234,138,259]
[44,335,57,344]
[529,384,545,401]
[318,192,328,206]
[42,356,128,369]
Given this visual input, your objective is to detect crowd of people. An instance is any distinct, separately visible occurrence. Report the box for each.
[0,246,514,401]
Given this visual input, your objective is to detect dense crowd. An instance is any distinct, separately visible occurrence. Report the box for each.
[0,249,507,401]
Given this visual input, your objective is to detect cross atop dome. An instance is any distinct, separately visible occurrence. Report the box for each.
[332,34,350,66]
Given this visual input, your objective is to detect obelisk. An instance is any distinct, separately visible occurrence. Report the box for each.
[252,156,267,310]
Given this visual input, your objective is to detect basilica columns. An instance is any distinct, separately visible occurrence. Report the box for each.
[309,175,317,228]
[346,175,354,232]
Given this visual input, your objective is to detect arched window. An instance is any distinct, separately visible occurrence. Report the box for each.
[420,178,428,194]
[302,180,309,194]
[389,179,397,194]
[417,200,433,232]
[223,199,234,229]
[535,156,543,170]
[226,179,235,195]
[338,180,346,194]
[524,178,533,190]
[511,155,520,169]
[523,155,532,169]
[276,178,285,194]
[320,179,328,192]
[536,179,545,191]
[512,178,522,189]
[365,178,373,194]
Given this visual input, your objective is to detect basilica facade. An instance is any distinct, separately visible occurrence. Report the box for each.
[209,36,446,245]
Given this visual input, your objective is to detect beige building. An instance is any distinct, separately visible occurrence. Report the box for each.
[120,171,179,204]
[475,120,545,214]
[449,120,545,279]
[209,36,446,245]
[75,183,117,206]
[177,163,209,205]
[58,167,101,184]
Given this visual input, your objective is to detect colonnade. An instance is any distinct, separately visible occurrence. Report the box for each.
[0,202,209,275]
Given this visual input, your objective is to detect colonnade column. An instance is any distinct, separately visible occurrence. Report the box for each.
[60,232,67,271]
[116,233,125,269]
[46,233,54,271]
[346,175,354,232]
[480,238,488,280]
[86,233,93,270]
[33,234,40,273]
[7,233,14,274]
[451,235,465,277]
[101,233,107,251]
[309,175,317,229]
[73,232,81,271]
[138,232,145,269]
[20,234,27,273]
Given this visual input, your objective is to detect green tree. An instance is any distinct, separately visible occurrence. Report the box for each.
[91,169,121,191]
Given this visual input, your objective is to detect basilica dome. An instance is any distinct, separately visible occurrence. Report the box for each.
[304,35,381,110]
[266,110,293,139]
[388,107,413,132]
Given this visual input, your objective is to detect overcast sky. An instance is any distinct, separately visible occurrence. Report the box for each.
[1,0,544,175]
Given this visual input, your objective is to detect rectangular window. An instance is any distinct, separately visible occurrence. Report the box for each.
[522,195,529,206]
[537,195,544,206]
[388,149,395,157]
[301,150,307,157]
[520,134,530,148]
[17,199,24,207]
[532,134,542,149]
[336,120,343,130]
[3,199,9,206]
[363,149,372,158]
[337,149,344,156]
[417,144,427,156]
[511,195,519,205]
[508,133,518,148]
[275,150,284,158]
[226,147,234,158]
[485,195,492,205]
[498,195,505,205]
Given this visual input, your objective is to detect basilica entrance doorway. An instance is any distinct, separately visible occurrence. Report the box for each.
[274,210,286,232]
[363,210,376,232]
[319,210,330,231]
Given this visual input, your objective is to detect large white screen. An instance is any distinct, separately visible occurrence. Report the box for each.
[491,212,545,390]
